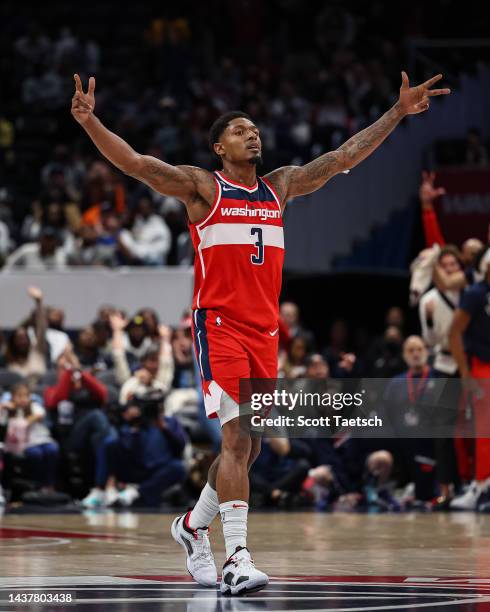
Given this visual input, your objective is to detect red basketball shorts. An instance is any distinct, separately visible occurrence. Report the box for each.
[192,308,279,422]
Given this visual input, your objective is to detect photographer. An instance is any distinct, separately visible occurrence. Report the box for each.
[95,390,188,507]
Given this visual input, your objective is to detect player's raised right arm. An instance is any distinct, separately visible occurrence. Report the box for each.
[71,74,197,202]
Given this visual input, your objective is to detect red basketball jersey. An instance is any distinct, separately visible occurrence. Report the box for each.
[188,171,284,331]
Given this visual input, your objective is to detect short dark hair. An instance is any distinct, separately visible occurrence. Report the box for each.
[208,111,252,161]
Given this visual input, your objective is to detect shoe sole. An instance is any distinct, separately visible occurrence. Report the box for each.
[170,516,217,587]
[220,577,269,596]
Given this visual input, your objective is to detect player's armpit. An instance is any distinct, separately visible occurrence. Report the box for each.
[130,156,215,205]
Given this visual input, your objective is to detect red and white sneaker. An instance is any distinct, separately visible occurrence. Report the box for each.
[171,512,217,587]
[220,546,269,596]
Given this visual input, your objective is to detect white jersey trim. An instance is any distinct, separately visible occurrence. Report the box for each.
[196,177,222,230]
[261,177,282,213]
[199,222,284,250]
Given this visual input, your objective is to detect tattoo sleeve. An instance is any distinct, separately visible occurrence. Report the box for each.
[281,102,405,199]
[131,156,197,200]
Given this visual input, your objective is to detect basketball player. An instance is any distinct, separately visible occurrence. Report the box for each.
[71,71,450,595]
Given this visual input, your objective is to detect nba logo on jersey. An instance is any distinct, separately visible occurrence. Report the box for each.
[216,316,222,326]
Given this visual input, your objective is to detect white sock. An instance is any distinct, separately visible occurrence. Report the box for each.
[188,482,219,529]
[219,500,248,559]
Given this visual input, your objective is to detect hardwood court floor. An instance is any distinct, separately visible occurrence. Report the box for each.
[1,511,490,610]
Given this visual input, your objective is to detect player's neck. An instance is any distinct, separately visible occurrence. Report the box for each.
[220,163,257,187]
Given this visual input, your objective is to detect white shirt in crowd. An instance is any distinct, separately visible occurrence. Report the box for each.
[4,242,67,271]
[119,215,171,265]
[419,287,459,375]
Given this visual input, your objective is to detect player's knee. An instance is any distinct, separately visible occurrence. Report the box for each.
[221,419,251,462]
[366,450,393,479]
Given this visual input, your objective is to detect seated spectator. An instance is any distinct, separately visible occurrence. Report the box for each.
[81,163,126,228]
[110,313,173,402]
[280,301,315,350]
[109,313,153,364]
[85,391,187,508]
[23,305,70,365]
[280,335,308,378]
[118,195,171,265]
[43,346,111,476]
[4,227,67,270]
[67,224,117,267]
[137,308,161,342]
[322,319,359,377]
[6,287,47,385]
[250,438,310,507]
[366,325,405,378]
[1,383,60,493]
[74,326,112,372]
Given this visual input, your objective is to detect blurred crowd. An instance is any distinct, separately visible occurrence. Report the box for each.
[1,1,488,268]
[1,178,489,513]
[1,2,489,513]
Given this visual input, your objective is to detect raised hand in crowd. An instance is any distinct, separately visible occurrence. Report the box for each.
[419,171,446,211]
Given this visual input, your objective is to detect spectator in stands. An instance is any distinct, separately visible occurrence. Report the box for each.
[465,128,488,167]
[81,163,126,228]
[44,344,110,454]
[74,326,112,371]
[419,246,464,504]
[89,391,188,507]
[280,335,309,378]
[449,245,490,511]
[323,319,359,377]
[418,170,484,287]
[4,227,66,271]
[279,301,315,350]
[45,307,70,363]
[119,314,154,362]
[367,324,405,378]
[382,336,437,503]
[6,287,47,384]
[21,305,70,366]
[137,308,160,342]
[110,312,174,400]
[1,382,60,493]
[250,438,310,507]
[118,195,171,265]
[165,319,198,415]
[67,224,115,267]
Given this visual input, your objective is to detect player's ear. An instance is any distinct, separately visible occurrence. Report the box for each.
[214,142,225,158]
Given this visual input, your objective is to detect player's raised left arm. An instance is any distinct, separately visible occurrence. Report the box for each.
[266,72,450,206]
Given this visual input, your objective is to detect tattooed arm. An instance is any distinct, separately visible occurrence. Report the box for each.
[71,75,214,219]
[265,72,450,207]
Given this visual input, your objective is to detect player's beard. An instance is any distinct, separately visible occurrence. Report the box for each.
[248,153,262,166]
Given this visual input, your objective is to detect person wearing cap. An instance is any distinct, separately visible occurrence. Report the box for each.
[449,245,490,510]
[110,312,174,400]
[4,226,67,270]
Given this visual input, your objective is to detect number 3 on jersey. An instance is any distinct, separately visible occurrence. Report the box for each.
[250,227,264,265]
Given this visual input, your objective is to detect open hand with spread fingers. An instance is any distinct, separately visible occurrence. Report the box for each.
[398,72,451,115]
[71,73,96,125]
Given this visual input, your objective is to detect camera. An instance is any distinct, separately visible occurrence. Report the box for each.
[123,389,166,427]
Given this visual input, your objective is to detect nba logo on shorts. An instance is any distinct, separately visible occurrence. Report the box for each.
[216,316,222,326]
